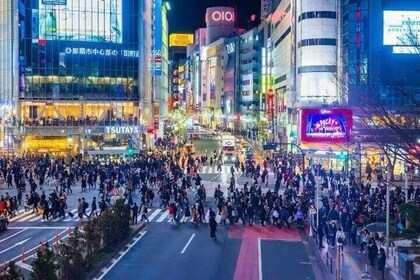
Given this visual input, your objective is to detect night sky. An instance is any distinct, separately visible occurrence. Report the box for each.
[167,0,261,33]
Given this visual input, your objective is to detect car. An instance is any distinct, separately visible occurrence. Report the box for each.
[0,216,9,231]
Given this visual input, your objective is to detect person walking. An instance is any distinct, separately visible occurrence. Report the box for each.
[131,203,139,225]
[336,227,346,253]
[377,247,386,280]
[368,237,378,267]
[140,204,149,222]
[209,216,217,240]
[90,197,98,217]
[77,198,84,219]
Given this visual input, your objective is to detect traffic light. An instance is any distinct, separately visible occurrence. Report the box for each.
[338,151,346,161]
[126,143,134,156]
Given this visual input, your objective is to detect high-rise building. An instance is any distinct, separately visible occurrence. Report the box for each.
[341,0,420,174]
[0,0,165,156]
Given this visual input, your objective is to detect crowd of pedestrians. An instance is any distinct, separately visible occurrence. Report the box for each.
[0,143,419,279]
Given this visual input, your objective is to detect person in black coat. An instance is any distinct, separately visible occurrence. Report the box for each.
[368,238,378,267]
[209,216,217,240]
[377,247,386,280]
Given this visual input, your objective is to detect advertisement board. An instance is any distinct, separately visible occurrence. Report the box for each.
[206,7,235,27]
[38,0,122,43]
[154,0,163,76]
[383,11,420,46]
[267,90,274,122]
[169,33,194,47]
[301,108,352,143]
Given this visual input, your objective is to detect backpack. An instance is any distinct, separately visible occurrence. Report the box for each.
[84,202,89,210]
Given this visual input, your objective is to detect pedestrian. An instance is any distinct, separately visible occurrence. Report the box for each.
[90,197,98,217]
[191,204,198,227]
[359,229,369,253]
[336,227,346,252]
[220,203,228,226]
[140,204,149,222]
[82,197,89,218]
[209,216,217,240]
[131,203,139,225]
[77,198,84,219]
[279,206,290,229]
[368,237,378,267]
[377,247,386,280]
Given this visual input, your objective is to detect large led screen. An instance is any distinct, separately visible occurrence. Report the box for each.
[383,11,420,46]
[301,108,352,143]
[38,0,122,43]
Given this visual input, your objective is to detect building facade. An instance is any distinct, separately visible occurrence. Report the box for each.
[0,0,167,156]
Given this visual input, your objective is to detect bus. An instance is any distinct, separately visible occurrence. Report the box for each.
[220,133,236,164]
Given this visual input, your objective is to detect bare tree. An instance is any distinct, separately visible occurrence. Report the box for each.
[334,24,420,174]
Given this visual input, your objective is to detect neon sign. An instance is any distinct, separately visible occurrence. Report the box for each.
[211,11,234,22]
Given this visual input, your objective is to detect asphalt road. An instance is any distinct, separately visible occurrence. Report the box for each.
[99,221,318,280]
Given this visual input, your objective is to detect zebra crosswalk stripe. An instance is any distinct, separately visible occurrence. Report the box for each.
[156,210,169,222]
[147,209,162,221]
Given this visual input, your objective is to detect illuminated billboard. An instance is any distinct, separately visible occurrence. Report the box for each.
[169,34,194,47]
[383,11,420,46]
[38,0,122,43]
[301,108,352,143]
[206,7,235,27]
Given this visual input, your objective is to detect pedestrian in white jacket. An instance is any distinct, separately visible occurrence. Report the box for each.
[336,227,346,252]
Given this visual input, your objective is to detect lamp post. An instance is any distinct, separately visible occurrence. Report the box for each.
[404,162,408,202]
[386,164,390,257]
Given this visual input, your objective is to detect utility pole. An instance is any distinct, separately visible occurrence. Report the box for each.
[405,162,408,202]
[386,164,390,257]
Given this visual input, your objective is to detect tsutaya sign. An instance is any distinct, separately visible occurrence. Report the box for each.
[105,126,140,134]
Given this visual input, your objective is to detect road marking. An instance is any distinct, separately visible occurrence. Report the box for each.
[16,261,33,272]
[7,229,68,263]
[18,213,38,222]
[0,229,28,243]
[8,211,31,222]
[0,237,31,254]
[28,215,44,222]
[63,209,79,221]
[181,233,196,254]
[8,226,69,230]
[258,238,263,280]
[147,209,161,221]
[94,231,147,280]
[205,210,210,222]
[156,210,169,222]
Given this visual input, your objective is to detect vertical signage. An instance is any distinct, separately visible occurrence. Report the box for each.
[154,0,162,76]
[267,89,274,122]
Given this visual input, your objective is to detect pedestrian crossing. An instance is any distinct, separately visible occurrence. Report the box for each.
[7,208,87,223]
[137,208,222,224]
[199,165,235,174]
[7,207,221,224]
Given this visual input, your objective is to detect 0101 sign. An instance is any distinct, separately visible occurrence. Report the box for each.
[211,10,234,22]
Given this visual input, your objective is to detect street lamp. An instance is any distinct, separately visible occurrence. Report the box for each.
[386,164,390,257]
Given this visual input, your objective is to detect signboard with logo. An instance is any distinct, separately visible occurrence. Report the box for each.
[267,89,274,122]
[300,108,352,143]
[105,126,142,134]
[206,7,235,27]
[169,33,194,47]
[154,0,162,75]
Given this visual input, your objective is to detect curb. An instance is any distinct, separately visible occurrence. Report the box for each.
[89,222,147,280]
[305,233,334,280]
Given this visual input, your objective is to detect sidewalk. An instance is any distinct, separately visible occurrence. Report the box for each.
[308,234,402,280]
